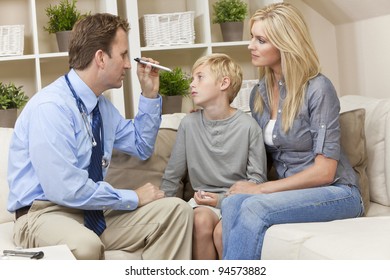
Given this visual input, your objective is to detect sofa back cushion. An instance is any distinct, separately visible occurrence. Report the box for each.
[0,127,15,223]
[105,128,188,199]
[339,108,370,213]
[340,95,390,207]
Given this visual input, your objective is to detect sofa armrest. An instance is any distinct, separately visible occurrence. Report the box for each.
[340,95,390,207]
[0,128,16,224]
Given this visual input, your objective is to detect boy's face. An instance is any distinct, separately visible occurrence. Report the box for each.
[190,64,224,108]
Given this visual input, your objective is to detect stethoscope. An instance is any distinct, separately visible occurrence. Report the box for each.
[65,74,109,168]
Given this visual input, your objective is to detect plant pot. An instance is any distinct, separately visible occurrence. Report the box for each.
[162,96,183,114]
[220,21,244,42]
[55,30,72,52]
[0,108,17,128]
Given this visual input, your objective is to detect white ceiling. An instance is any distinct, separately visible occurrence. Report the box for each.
[302,0,390,24]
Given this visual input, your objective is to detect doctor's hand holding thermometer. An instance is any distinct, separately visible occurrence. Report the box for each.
[134,57,173,98]
[134,58,173,72]
[133,57,163,98]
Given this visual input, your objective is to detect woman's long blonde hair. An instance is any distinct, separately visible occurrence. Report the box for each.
[251,3,320,132]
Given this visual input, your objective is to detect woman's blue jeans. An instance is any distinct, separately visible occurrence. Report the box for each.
[221,184,363,259]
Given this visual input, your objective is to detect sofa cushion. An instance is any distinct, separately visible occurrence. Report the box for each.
[340,96,390,207]
[105,128,186,197]
[339,108,370,213]
[262,216,390,259]
[0,127,15,224]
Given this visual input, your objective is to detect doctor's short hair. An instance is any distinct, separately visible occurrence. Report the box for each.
[68,13,130,70]
[192,53,243,103]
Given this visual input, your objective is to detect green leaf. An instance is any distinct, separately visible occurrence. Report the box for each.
[43,0,89,34]
[0,82,28,109]
[159,68,191,97]
[212,0,248,24]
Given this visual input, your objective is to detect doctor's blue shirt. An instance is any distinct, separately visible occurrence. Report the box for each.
[7,69,162,212]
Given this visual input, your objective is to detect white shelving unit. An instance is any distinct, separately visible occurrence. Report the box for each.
[124,0,276,117]
[0,0,277,118]
[0,0,125,116]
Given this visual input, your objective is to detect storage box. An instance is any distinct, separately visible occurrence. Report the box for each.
[0,25,24,56]
[231,80,259,112]
[142,11,195,47]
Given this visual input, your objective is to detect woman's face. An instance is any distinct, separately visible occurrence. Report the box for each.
[248,20,281,72]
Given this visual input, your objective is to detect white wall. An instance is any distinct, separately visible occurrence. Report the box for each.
[290,0,390,99]
[337,15,390,98]
[287,0,340,95]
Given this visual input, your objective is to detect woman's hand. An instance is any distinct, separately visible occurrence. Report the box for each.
[227,181,265,196]
[194,190,219,207]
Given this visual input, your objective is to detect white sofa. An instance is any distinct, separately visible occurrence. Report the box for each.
[262,95,390,259]
[1,95,390,259]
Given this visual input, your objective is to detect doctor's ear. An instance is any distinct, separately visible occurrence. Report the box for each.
[95,50,106,68]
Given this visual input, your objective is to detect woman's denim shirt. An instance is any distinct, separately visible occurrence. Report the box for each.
[250,74,358,188]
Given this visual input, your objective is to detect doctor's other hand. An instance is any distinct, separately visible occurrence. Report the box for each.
[135,183,165,207]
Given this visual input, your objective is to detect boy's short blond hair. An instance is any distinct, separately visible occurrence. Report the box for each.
[192,53,243,103]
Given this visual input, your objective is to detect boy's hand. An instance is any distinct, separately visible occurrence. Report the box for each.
[194,190,218,207]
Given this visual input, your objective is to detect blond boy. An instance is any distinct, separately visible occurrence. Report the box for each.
[161,53,267,259]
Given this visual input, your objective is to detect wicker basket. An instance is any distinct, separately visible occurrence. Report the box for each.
[231,80,259,112]
[142,11,195,47]
[0,25,24,56]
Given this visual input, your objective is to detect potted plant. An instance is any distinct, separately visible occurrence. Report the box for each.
[0,82,29,128]
[212,0,248,42]
[44,0,89,52]
[159,67,191,114]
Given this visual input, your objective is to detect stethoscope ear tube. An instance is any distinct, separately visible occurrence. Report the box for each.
[65,73,102,150]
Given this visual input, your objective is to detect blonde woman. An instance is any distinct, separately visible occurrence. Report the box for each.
[221,2,363,259]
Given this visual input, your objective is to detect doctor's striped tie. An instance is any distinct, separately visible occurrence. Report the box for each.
[84,103,107,236]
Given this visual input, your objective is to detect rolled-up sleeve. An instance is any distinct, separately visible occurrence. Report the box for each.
[309,79,340,160]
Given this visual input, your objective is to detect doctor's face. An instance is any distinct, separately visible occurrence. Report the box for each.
[102,28,131,90]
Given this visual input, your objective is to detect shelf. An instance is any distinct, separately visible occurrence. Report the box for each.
[211,40,250,47]
[141,43,209,52]
[0,55,35,62]
[39,52,69,59]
